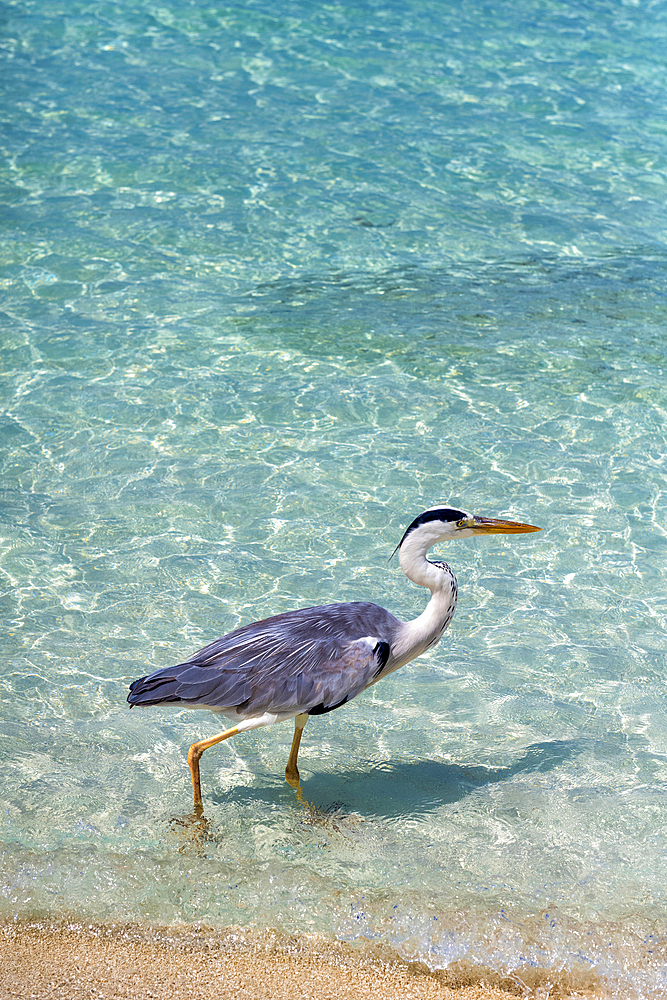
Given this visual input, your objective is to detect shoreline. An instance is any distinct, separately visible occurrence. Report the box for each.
[0,920,606,999]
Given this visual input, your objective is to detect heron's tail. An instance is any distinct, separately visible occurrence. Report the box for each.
[127,667,182,707]
[128,660,249,708]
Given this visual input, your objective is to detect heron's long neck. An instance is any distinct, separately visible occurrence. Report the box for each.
[389,530,458,670]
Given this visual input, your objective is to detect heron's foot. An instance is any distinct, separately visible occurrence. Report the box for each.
[286,765,307,799]
[285,763,300,787]
[286,768,316,810]
[170,806,212,853]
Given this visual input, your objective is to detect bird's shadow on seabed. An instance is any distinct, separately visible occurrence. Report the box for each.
[208,738,579,820]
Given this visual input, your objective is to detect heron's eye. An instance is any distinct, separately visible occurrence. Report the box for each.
[457,518,467,528]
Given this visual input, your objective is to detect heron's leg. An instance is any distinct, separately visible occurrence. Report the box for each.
[285,713,309,788]
[187,725,240,811]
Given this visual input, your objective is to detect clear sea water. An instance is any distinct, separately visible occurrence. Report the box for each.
[1,0,667,995]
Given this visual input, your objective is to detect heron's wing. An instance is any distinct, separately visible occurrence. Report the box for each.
[241,634,391,716]
[128,601,398,716]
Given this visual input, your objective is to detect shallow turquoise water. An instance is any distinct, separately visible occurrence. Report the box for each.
[2,1,667,995]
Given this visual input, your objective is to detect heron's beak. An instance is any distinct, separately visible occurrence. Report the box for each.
[460,516,541,534]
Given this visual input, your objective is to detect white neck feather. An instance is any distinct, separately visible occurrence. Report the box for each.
[398,525,452,589]
[386,526,459,671]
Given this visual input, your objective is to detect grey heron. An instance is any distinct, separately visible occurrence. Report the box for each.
[128,506,539,811]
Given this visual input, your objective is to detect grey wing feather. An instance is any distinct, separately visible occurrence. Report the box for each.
[127,601,399,716]
[303,636,391,715]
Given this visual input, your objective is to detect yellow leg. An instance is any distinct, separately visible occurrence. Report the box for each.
[187,725,240,811]
[285,713,309,788]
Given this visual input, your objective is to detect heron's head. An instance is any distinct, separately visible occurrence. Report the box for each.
[397,504,540,554]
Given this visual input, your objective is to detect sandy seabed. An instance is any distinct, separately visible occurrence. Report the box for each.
[0,921,606,1000]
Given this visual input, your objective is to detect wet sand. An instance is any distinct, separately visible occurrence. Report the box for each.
[0,921,605,999]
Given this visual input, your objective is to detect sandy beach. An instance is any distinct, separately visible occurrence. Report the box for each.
[0,921,606,1000]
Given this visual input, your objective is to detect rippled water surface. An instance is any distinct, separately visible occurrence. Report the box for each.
[2,1,667,996]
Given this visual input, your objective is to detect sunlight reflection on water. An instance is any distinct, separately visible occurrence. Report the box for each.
[2,0,667,995]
